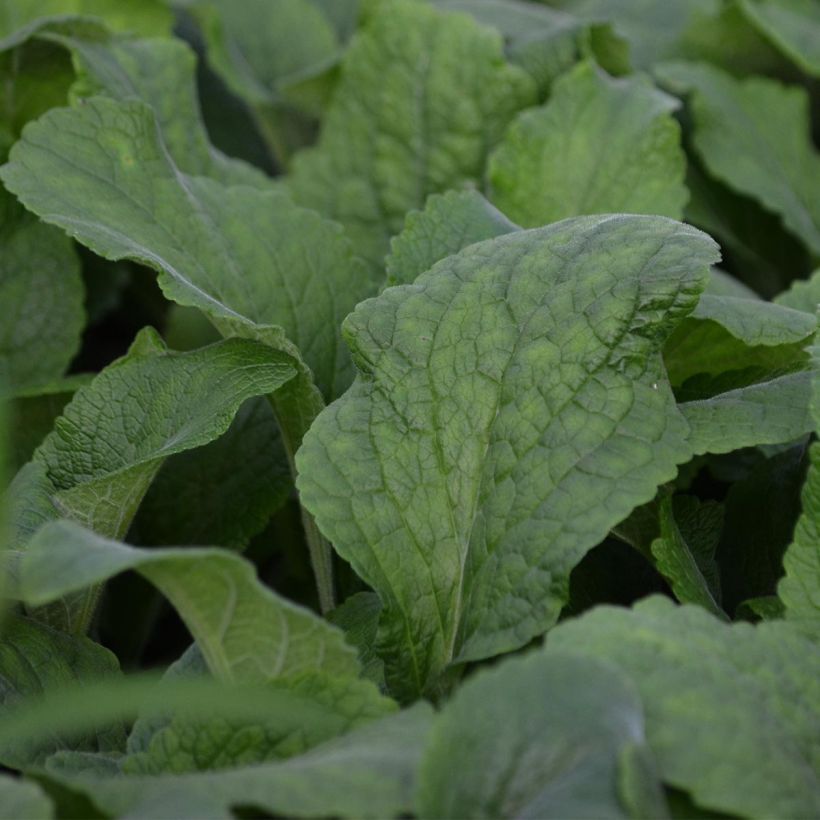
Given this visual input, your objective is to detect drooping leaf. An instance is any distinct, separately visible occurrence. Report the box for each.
[417,650,666,819]
[44,703,434,820]
[488,61,688,227]
[0,614,123,768]
[20,520,360,683]
[547,596,820,819]
[657,61,820,256]
[736,0,820,76]
[286,0,536,268]
[650,494,725,617]
[0,189,84,397]
[297,214,719,698]
[386,190,518,287]
[0,774,53,820]
[0,95,371,403]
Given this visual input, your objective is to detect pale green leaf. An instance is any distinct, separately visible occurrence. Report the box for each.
[385,190,518,287]
[737,0,820,76]
[286,0,536,268]
[0,189,84,397]
[488,61,688,227]
[44,703,434,820]
[774,268,820,313]
[20,520,360,683]
[547,596,820,819]
[0,774,53,820]
[297,214,719,698]
[657,61,820,255]
[417,650,664,819]
[0,614,123,768]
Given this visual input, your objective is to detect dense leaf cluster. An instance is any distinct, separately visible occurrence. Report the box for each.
[0,0,818,817]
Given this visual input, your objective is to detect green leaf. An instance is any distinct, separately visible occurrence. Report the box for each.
[737,0,820,76]
[417,650,665,819]
[679,370,814,455]
[54,32,269,187]
[133,397,291,550]
[297,214,719,698]
[650,495,725,617]
[44,703,434,820]
[775,268,820,313]
[547,596,820,819]
[488,61,688,227]
[657,61,820,256]
[286,0,535,268]
[429,0,629,95]
[386,190,518,287]
[0,95,371,404]
[545,0,722,68]
[20,520,360,683]
[0,190,84,397]
[0,774,53,820]
[0,0,172,49]
[328,592,385,687]
[0,614,123,768]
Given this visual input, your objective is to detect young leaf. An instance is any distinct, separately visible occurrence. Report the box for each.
[488,61,688,227]
[650,495,725,617]
[0,615,123,768]
[547,596,820,819]
[657,61,820,256]
[297,214,719,698]
[286,0,536,268]
[20,520,359,683]
[417,650,665,819]
[0,190,84,397]
[386,190,518,288]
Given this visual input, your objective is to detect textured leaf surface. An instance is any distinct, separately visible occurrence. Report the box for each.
[286,0,535,267]
[737,0,820,76]
[0,774,53,820]
[547,597,820,818]
[775,268,820,313]
[679,370,814,455]
[488,61,687,227]
[0,190,84,397]
[417,650,662,819]
[386,190,517,287]
[20,520,360,683]
[657,61,820,255]
[0,615,123,768]
[47,704,434,820]
[0,95,372,401]
[297,214,719,697]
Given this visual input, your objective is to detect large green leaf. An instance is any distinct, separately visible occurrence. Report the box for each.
[43,703,434,820]
[297,214,719,698]
[0,95,370,404]
[0,615,123,768]
[547,597,820,818]
[417,650,666,819]
[0,190,84,398]
[488,61,687,227]
[737,0,820,76]
[657,61,820,256]
[286,0,535,268]
[20,520,359,684]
